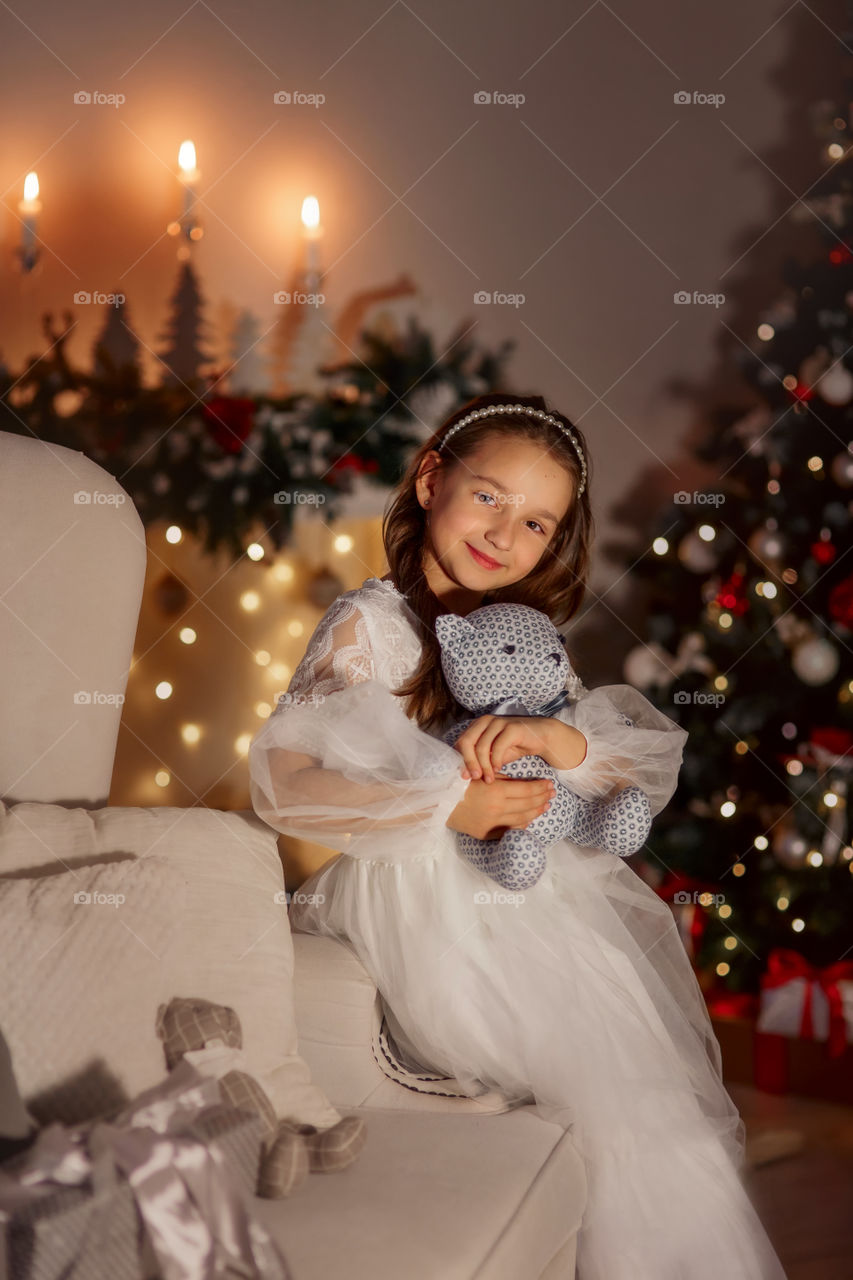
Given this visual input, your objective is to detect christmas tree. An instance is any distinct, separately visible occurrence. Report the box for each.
[158,260,211,387]
[618,23,853,998]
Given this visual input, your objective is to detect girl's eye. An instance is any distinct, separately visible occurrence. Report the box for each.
[474,492,545,535]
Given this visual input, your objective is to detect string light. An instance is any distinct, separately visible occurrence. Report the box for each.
[254,650,271,666]
[334,535,354,553]
[247,543,264,561]
[166,526,183,544]
[179,627,197,645]
[240,591,261,611]
[754,835,769,850]
[698,524,716,541]
[155,681,173,700]
[154,770,170,787]
[652,537,669,555]
[791,918,805,932]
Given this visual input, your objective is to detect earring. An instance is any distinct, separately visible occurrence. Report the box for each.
[424,499,430,507]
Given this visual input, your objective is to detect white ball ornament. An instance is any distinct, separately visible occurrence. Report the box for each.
[830,450,853,488]
[624,642,674,689]
[816,363,853,405]
[791,636,840,685]
[678,530,718,573]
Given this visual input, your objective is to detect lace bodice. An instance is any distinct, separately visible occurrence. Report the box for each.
[287,578,423,703]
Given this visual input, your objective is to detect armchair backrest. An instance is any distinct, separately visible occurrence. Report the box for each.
[0,431,146,807]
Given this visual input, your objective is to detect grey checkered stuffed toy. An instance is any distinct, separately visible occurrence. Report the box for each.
[156,996,366,1198]
[435,603,652,891]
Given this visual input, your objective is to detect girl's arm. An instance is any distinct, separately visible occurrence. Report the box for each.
[248,596,468,861]
[544,685,689,818]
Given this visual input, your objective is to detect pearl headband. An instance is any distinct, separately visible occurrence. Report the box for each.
[437,403,587,496]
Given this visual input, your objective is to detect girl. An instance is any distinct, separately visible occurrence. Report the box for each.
[248,392,787,1280]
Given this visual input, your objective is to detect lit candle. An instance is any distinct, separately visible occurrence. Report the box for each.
[177,140,202,243]
[301,195,323,281]
[18,171,41,273]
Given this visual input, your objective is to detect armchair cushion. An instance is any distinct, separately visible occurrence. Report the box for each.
[0,799,341,1129]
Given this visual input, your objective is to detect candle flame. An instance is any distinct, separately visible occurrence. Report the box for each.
[23,172,39,202]
[301,195,320,229]
[178,140,197,173]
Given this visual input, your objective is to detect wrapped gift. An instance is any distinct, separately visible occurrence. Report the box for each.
[757,948,853,1058]
[0,1059,292,1280]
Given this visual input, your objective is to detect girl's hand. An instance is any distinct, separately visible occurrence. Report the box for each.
[446,774,556,840]
[453,715,554,783]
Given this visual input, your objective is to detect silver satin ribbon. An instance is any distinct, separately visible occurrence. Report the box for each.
[0,1058,291,1280]
[483,688,573,719]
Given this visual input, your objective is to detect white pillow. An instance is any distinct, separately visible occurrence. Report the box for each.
[0,800,342,1129]
[0,857,186,1123]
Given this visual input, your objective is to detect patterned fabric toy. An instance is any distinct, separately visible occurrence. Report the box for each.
[156,996,366,1198]
[435,602,652,891]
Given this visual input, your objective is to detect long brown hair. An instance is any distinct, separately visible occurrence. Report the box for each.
[382,391,594,731]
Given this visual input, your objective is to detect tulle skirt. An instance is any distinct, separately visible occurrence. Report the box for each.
[288,830,788,1280]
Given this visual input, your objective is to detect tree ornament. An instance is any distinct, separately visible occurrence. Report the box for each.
[830,450,853,487]
[815,362,853,405]
[715,571,749,616]
[792,635,840,685]
[623,642,675,689]
[678,529,718,573]
[828,575,853,629]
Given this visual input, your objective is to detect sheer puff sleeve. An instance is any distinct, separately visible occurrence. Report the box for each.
[247,596,469,862]
[550,684,688,819]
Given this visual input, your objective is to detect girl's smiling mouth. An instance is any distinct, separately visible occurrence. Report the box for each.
[465,542,504,569]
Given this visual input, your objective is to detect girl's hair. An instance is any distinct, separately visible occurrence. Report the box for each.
[381,391,594,732]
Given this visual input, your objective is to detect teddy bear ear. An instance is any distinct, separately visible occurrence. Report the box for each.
[155,1003,168,1039]
[435,613,475,646]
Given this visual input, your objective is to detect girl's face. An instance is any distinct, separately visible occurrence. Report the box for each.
[414,434,576,612]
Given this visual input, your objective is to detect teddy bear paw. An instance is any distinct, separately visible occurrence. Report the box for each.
[298,1114,367,1173]
[257,1122,310,1197]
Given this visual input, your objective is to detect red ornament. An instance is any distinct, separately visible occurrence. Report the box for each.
[809,726,853,757]
[829,574,853,628]
[785,381,814,404]
[715,571,749,616]
[201,397,256,454]
[829,244,853,266]
[810,541,836,566]
[329,453,379,476]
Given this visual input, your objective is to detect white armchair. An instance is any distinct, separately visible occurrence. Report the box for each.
[0,430,587,1280]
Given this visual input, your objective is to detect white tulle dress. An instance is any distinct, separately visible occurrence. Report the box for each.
[248,576,787,1280]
